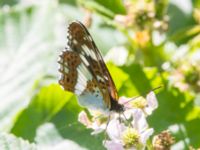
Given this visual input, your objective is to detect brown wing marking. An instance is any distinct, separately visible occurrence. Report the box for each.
[58,51,81,92]
[83,79,104,101]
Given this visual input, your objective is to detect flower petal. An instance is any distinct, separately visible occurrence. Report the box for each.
[91,123,106,135]
[78,111,91,127]
[140,128,154,144]
[107,118,126,141]
[132,109,148,133]
[145,91,158,115]
[119,96,132,108]
[104,140,124,150]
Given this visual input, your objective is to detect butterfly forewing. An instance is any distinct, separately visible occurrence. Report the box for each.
[59,21,120,111]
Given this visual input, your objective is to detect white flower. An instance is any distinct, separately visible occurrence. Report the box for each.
[78,110,106,135]
[145,91,158,115]
[104,109,154,150]
[104,141,124,150]
[78,91,159,150]
[119,91,158,115]
[104,47,128,66]
[132,109,154,144]
[78,111,91,127]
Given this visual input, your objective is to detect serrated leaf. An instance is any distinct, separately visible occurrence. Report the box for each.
[0,2,65,131]
[0,132,37,150]
[0,1,82,132]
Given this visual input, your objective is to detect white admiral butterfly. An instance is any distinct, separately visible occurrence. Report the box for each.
[58,21,124,113]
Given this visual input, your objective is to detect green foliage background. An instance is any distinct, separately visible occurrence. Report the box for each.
[0,0,200,149]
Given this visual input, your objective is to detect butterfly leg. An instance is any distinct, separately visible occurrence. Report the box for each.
[103,114,111,144]
[118,112,122,123]
[122,112,133,128]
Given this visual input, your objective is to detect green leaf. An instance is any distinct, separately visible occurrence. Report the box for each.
[148,81,200,147]
[0,0,17,6]
[121,64,156,96]
[167,0,195,36]
[50,103,105,150]
[94,0,126,15]
[11,84,76,142]
[169,25,200,45]
[59,0,77,5]
[0,132,37,150]
[78,0,115,18]
[154,0,169,19]
[118,64,161,97]
[107,63,129,90]
[193,0,200,8]
[78,0,126,19]
[10,83,105,149]
[0,1,82,132]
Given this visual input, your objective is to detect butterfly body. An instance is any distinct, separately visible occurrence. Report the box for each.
[58,21,124,113]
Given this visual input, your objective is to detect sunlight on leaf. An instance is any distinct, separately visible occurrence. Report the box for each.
[11,84,73,141]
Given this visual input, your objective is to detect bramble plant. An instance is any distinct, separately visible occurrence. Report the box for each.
[0,0,200,149]
[78,91,159,149]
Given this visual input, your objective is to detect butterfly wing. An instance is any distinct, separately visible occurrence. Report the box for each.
[59,49,109,111]
[59,21,119,111]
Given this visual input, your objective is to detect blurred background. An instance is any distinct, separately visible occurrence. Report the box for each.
[0,0,200,149]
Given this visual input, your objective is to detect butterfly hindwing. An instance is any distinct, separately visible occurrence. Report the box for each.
[59,49,93,95]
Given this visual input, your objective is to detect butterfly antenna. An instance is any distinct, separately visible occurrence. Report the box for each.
[123,85,163,105]
[118,112,122,123]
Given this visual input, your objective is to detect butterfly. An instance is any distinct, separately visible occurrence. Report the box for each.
[58,21,124,113]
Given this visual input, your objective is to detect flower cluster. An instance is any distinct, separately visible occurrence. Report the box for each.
[113,0,169,49]
[114,0,169,32]
[167,50,200,93]
[78,91,158,150]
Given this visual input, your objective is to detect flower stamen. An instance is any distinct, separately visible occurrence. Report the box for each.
[122,127,140,148]
[131,97,147,109]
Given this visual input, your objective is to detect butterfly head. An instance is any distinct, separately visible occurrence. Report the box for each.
[110,97,125,113]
